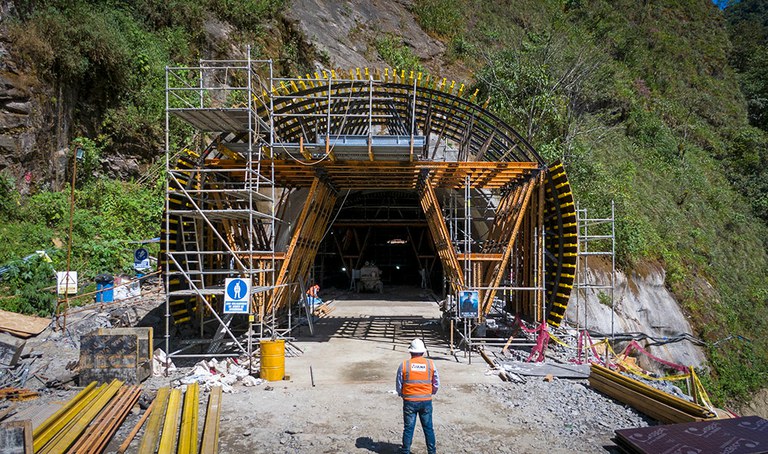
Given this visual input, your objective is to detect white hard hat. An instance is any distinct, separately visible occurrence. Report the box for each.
[407,338,426,354]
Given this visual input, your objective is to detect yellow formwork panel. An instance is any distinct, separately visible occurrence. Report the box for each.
[177,383,200,454]
[158,388,183,453]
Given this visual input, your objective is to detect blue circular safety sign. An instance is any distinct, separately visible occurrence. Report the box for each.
[134,248,148,262]
[226,278,248,300]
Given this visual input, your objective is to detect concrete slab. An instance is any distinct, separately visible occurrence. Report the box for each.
[285,289,498,387]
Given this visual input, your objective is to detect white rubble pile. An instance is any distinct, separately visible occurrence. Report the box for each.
[152,348,176,376]
[177,357,263,393]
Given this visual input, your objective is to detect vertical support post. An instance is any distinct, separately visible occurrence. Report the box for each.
[164,65,171,375]
[538,171,545,323]
[575,200,580,335]
[410,76,417,162]
[610,199,616,357]
[247,45,254,365]
[199,59,204,108]
[464,175,471,294]
[368,77,374,161]
[326,74,332,154]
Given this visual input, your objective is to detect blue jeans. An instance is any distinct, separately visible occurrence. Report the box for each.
[401,399,436,454]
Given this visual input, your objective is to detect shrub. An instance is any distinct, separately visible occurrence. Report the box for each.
[413,0,463,38]
[0,254,58,316]
[375,34,424,73]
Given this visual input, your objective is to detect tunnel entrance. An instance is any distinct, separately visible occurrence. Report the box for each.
[162,60,577,359]
[316,190,441,292]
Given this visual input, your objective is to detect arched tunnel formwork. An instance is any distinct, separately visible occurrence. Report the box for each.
[161,59,577,357]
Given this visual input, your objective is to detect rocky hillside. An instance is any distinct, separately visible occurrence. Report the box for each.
[0,0,766,405]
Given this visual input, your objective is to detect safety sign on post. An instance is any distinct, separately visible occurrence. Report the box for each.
[56,271,78,295]
[458,290,479,318]
[133,248,150,271]
[224,277,250,314]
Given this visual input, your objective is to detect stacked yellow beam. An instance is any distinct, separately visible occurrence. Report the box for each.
[589,364,716,424]
[136,385,220,454]
[32,379,139,454]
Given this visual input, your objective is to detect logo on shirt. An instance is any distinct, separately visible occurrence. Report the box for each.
[411,363,427,372]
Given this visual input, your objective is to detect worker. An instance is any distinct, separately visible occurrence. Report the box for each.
[306,284,321,307]
[396,338,439,454]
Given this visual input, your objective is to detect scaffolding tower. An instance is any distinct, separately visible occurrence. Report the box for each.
[573,200,617,346]
[443,172,548,353]
[162,53,278,363]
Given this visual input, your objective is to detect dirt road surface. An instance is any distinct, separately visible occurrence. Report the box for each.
[209,288,631,453]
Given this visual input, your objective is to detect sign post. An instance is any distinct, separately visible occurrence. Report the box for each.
[223,278,250,314]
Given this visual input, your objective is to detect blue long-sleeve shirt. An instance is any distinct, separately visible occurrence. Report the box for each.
[396,356,440,397]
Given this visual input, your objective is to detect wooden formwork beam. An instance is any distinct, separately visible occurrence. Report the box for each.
[480,176,537,314]
[270,177,338,314]
[138,387,171,454]
[39,379,124,454]
[33,382,98,451]
[418,175,464,295]
[158,388,182,453]
[178,382,200,454]
[200,386,223,454]
[589,364,715,423]
[69,384,141,454]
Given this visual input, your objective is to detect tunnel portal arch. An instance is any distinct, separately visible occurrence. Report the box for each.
[162,63,576,342]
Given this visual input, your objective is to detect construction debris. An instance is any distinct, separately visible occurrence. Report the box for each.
[0,420,32,453]
[151,348,176,376]
[178,358,262,393]
[0,310,49,339]
[0,388,38,401]
[501,361,590,379]
[589,364,716,424]
[0,340,24,368]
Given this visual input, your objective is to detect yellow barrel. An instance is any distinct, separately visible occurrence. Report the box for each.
[259,339,285,381]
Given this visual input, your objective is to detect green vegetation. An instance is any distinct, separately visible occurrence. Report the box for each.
[422,0,768,403]
[413,0,463,39]
[0,171,163,313]
[1,0,284,312]
[375,34,424,73]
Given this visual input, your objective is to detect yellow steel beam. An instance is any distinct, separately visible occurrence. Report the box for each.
[177,383,199,454]
[138,387,171,454]
[158,388,183,453]
[200,386,222,454]
[33,382,98,451]
[39,379,123,454]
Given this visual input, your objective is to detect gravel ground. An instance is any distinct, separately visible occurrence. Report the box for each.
[3,286,744,454]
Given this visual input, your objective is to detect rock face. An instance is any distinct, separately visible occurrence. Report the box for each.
[0,2,71,192]
[285,0,465,80]
[564,260,707,373]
